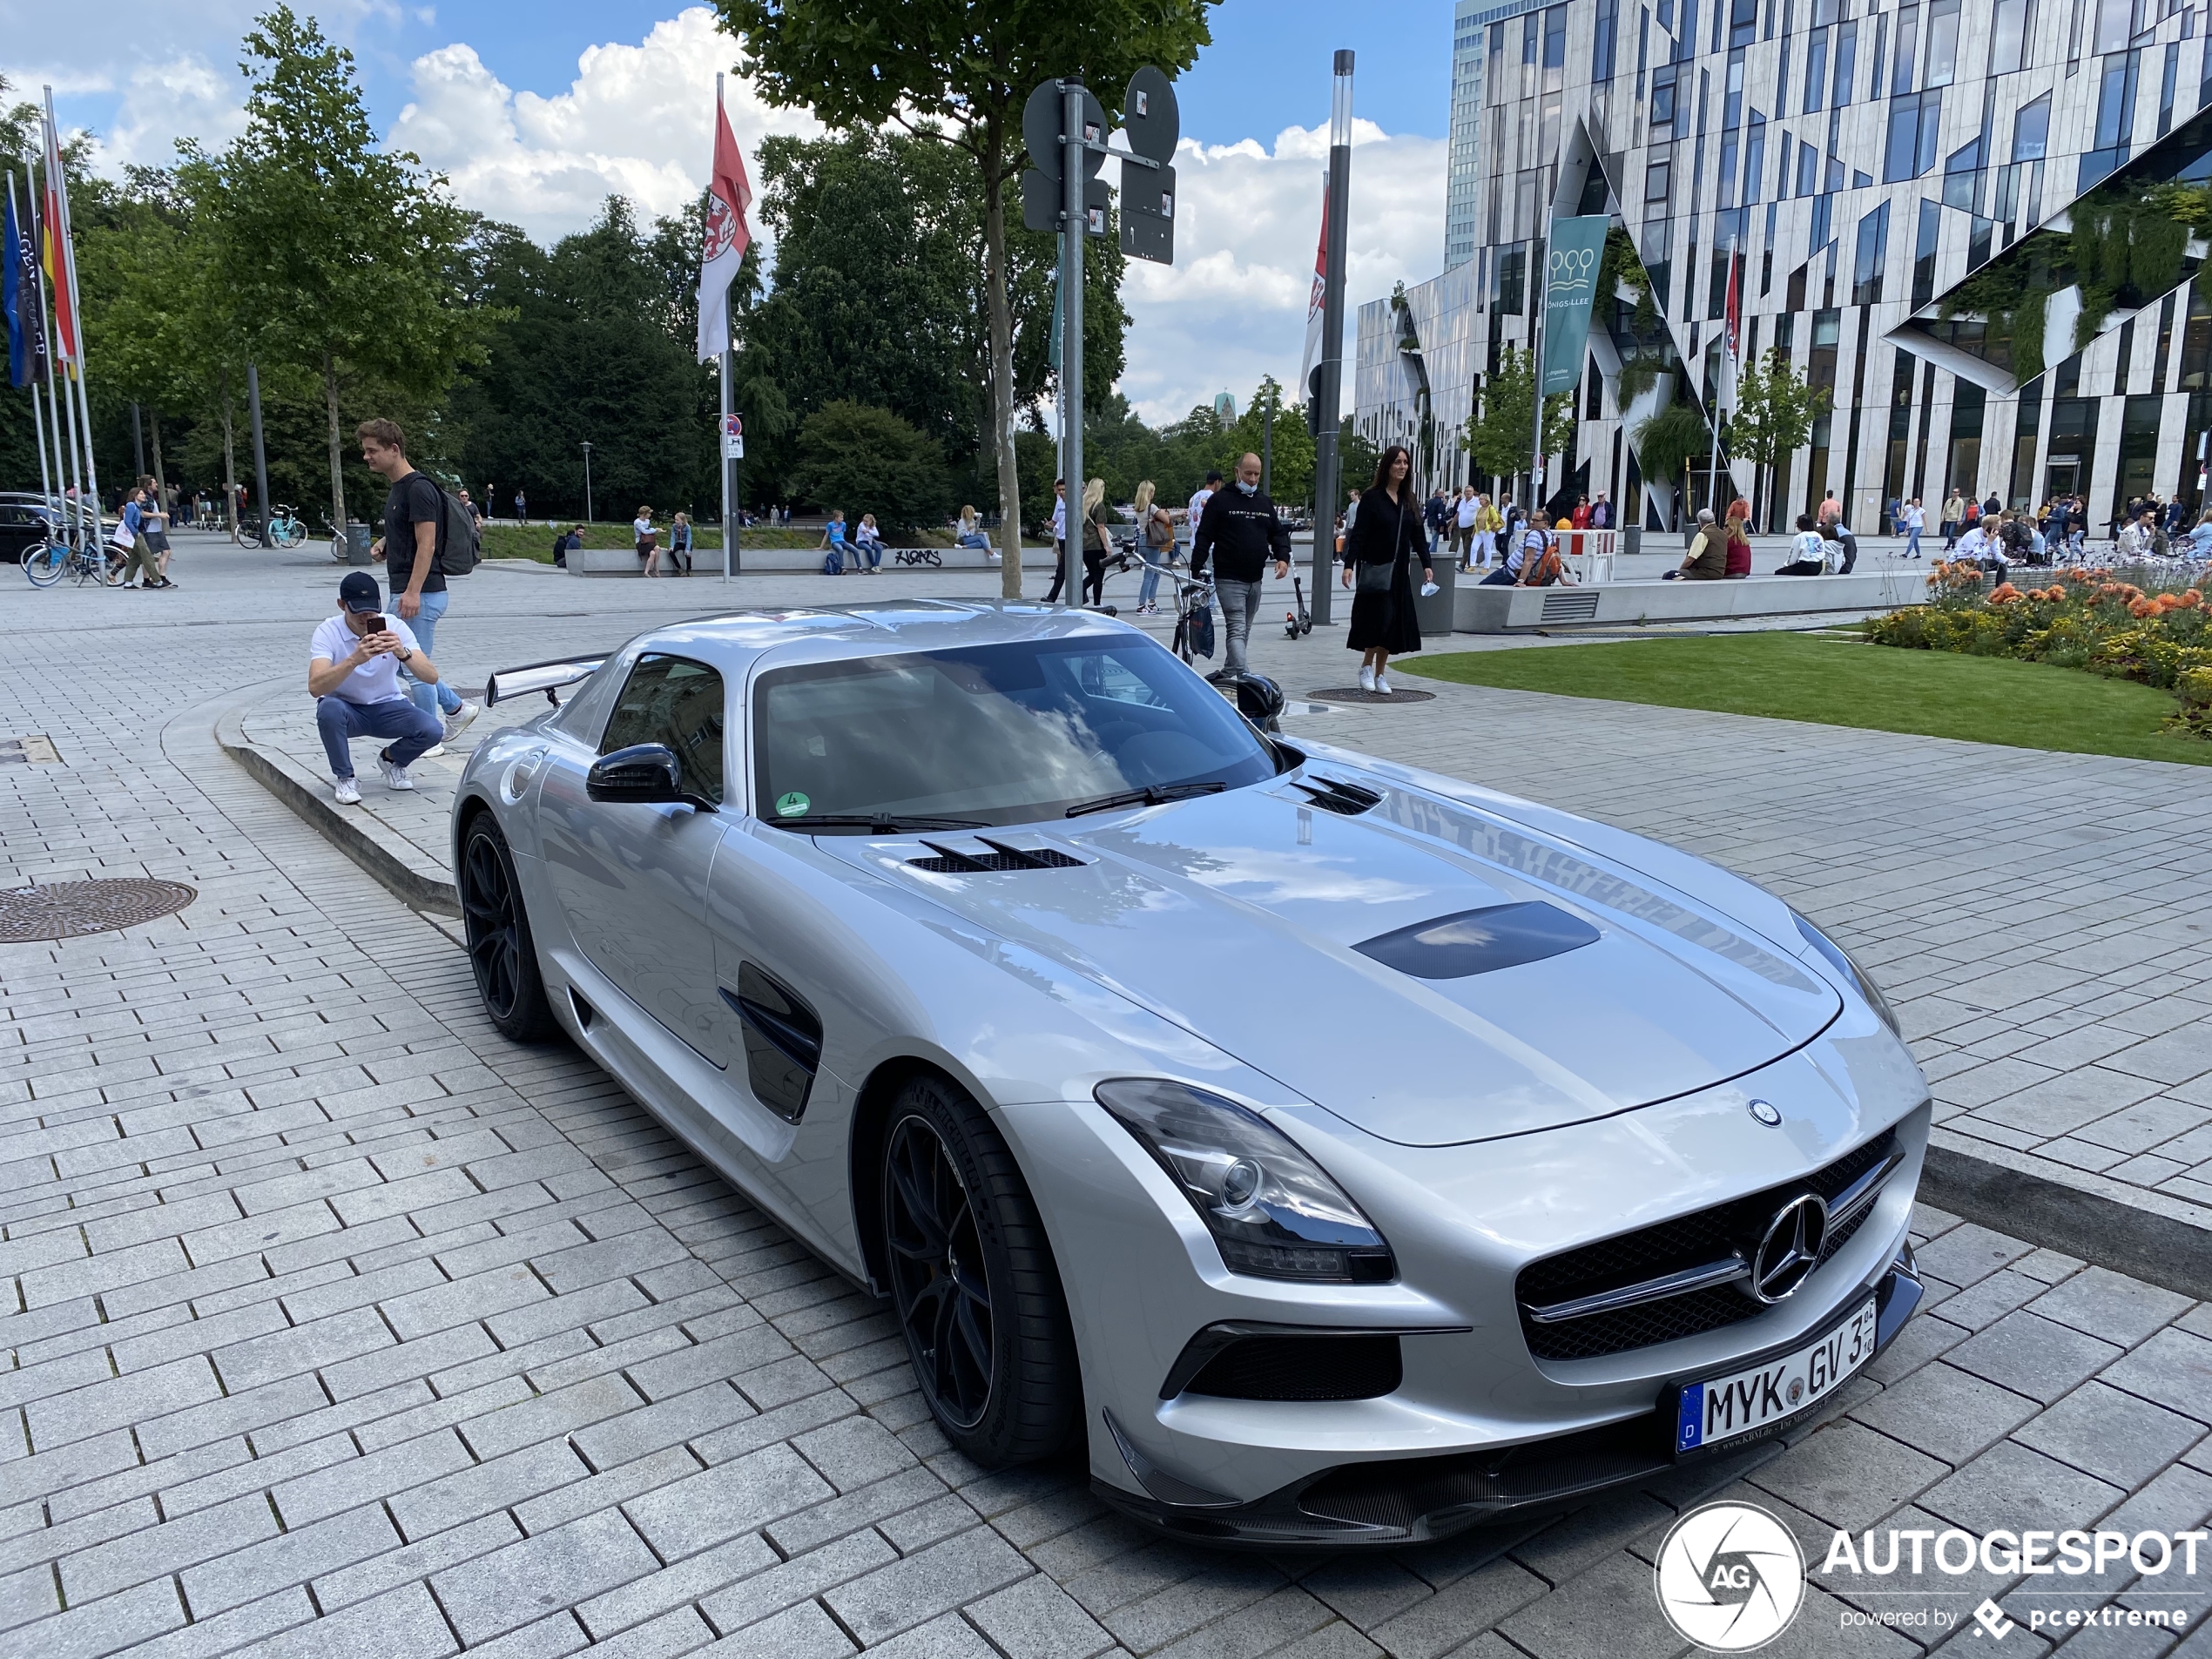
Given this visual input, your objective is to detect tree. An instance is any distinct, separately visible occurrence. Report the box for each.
[1336,418,1379,507]
[718,0,1217,595]
[1629,401,1713,531]
[1730,347,1828,531]
[192,8,492,536]
[786,400,953,535]
[1463,346,1573,503]
[1213,376,1315,505]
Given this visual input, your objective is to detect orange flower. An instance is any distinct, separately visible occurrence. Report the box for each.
[2130,597,2159,617]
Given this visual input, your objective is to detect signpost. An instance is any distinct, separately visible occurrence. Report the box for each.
[1022,68,1179,605]
[721,415,743,577]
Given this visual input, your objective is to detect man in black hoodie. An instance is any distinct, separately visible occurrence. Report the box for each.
[1192,452,1292,678]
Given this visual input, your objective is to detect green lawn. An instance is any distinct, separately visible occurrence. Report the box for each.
[1402,631,2212,766]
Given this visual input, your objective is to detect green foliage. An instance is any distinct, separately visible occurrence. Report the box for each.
[1337,418,1379,508]
[1730,348,1827,523]
[1083,395,1219,512]
[1598,224,1667,403]
[1629,401,1712,489]
[716,0,1217,590]
[786,400,953,535]
[1214,376,1313,504]
[2069,185,2190,346]
[1464,347,1573,484]
[1013,428,1057,532]
[448,199,717,523]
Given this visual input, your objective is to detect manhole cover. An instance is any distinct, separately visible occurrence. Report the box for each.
[1309,686,1437,705]
[0,879,198,943]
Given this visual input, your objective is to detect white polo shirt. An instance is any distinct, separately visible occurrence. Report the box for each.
[311,613,423,705]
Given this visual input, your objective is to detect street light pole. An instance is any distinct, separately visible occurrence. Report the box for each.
[1309,50,1354,628]
[581,442,593,523]
[1060,79,1087,609]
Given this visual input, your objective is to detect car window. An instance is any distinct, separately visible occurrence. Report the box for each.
[752,635,1275,828]
[601,655,725,803]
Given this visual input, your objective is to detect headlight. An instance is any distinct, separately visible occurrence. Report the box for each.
[1793,910,1901,1035]
[1095,1078,1395,1283]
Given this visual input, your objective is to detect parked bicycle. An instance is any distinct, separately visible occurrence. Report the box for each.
[234,504,307,550]
[1166,571,1217,666]
[23,531,116,590]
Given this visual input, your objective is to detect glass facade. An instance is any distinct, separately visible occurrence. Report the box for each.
[1366,0,2212,530]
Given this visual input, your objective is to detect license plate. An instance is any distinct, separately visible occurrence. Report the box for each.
[1673,1295,1878,1456]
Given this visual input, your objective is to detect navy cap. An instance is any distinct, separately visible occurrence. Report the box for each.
[339,571,381,612]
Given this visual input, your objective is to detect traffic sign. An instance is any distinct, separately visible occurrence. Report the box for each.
[721,413,744,460]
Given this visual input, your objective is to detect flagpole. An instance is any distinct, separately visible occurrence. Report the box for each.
[30,150,87,556]
[717,74,732,583]
[45,89,103,548]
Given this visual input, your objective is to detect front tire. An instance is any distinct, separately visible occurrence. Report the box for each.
[880,1073,1077,1465]
[459,814,556,1043]
[24,543,64,587]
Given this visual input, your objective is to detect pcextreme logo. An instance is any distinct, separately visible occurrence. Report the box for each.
[1654,1503,1806,1651]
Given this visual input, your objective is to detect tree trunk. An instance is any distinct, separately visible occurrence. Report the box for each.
[219,368,239,532]
[323,353,347,536]
[982,132,1023,599]
[149,411,167,503]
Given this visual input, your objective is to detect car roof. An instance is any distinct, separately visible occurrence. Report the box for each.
[621,599,1143,677]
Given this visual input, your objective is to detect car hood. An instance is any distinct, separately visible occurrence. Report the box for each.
[820,775,1840,1145]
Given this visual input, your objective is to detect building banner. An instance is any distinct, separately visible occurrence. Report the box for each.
[1541,214,1611,395]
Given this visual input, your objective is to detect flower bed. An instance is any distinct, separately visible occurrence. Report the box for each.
[1866,562,2212,737]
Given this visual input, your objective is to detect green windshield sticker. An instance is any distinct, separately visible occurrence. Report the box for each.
[775,792,811,818]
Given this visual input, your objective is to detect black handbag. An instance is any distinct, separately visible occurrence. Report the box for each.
[1355,502,1405,593]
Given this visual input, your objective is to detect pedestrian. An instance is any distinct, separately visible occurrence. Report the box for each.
[634,505,661,576]
[1664,510,1730,579]
[819,509,849,574]
[1077,478,1112,605]
[1941,489,1965,548]
[1454,484,1479,569]
[1425,486,1450,546]
[551,523,577,568]
[1589,491,1612,529]
[2192,510,2212,556]
[459,488,482,531]
[854,513,886,574]
[1570,493,1592,529]
[513,488,528,523]
[1191,451,1292,680]
[955,505,990,551]
[1043,480,1074,601]
[1134,481,1173,615]
[1343,487,1362,536]
[1474,492,1501,567]
[1901,496,1925,558]
[139,474,179,585]
[1184,469,1221,566]
[309,570,447,806]
[1818,489,1841,526]
[358,418,478,748]
[1339,444,1433,695]
[669,512,693,576]
[1776,513,1831,575]
[1983,491,2003,522]
[110,482,167,589]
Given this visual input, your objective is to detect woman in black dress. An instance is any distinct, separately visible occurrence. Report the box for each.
[1339,445,1433,694]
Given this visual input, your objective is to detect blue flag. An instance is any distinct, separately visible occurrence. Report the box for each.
[3,192,24,388]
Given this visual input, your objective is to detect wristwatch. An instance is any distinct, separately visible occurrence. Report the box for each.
[395,646,414,663]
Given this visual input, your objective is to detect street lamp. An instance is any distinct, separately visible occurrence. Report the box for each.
[580,441,594,523]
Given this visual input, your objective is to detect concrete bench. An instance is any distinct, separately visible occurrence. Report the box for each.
[1452,569,1932,632]
[564,543,1062,575]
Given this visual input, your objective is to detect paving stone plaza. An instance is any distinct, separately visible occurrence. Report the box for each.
[7,536,2212,1659]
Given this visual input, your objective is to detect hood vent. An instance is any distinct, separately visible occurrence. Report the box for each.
[1354,901,1600,980]
[909,838,1085,873]
[1291,776,1384,816]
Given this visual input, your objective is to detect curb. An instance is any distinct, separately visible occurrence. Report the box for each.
[215,707,461,916]
[1919,1135,2212,1301]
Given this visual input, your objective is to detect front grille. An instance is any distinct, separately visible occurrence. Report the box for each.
[1517,1130,1897,1362]
[1184,1334,1402,1401]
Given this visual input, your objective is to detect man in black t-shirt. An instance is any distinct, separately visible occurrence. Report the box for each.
[360,417,477,746]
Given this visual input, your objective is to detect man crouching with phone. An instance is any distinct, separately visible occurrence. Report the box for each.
[309,570,447,806]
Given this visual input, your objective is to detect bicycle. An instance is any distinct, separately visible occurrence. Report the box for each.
[266,504,306,549]
[1166,571,1217,667]
[24,532,117,589]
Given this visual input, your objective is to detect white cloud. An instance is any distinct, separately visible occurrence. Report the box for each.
[97,55,249,170]
[1118,120,1446,426]
[390,8,820,240]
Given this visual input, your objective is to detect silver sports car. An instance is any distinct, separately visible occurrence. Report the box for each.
[455,600,1927,1547]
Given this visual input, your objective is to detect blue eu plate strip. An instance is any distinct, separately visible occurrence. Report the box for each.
[1676,1383,1705,1452]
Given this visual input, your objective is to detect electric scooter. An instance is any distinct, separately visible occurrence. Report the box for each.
[1284,576,1312,638]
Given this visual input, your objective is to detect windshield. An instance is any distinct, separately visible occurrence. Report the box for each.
[752,636,1278,829]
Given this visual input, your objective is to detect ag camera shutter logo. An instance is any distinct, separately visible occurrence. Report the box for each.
[1654,1501,1807,1650]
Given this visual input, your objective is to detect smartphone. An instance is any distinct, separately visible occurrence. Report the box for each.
[362,613,385,633]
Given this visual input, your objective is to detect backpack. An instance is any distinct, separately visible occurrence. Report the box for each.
[435,487,480,575]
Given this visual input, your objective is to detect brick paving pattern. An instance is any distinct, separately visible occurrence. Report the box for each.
[3,537,2209,1656]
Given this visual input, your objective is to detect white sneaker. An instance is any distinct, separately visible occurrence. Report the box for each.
[443,700,481,742]
[1359,664,1376,692]
[420,744,448,760]
[379,755,417,792]
[334,777,361,806]
[1375,673,1393,695]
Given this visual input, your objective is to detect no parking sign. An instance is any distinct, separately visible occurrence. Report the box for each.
[721,414,744,460]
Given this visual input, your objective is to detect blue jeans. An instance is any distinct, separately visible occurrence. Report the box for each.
[1138,544,1167,606]
[316,697,443,779]
[1905,526,1921,556]
[402,590,463,717]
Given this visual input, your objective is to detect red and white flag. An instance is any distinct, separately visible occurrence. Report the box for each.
[695,84,753,362]
[41,100,78,368]
[1297,176,1328,394]
[1723,249,1742,363]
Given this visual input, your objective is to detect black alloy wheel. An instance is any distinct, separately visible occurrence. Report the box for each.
[880,1074,1077,1464]
[460,815,556,1042]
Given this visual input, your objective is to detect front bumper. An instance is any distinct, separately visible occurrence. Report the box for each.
[1095,1246,1922,1548]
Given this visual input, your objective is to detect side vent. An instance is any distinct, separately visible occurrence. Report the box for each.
[720,965,822,1123]
[567,988,597,1031]
[908,839,1085,873]
[1161,1324,1406,1401]
[1291,777,1384,816]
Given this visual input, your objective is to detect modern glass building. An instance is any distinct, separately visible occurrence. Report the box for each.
[1359,0,2212,531]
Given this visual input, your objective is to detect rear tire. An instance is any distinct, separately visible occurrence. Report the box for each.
[459,813,557,1043]
[880,1073,1077,1465]
[23,543,64,587]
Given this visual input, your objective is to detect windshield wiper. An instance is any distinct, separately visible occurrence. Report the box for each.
[1063,780,1230,818]
[770,813,990,833]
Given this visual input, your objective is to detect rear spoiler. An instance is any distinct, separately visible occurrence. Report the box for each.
[486,657,606,707]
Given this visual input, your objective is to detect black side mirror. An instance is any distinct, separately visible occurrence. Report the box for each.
[586,744,713,811]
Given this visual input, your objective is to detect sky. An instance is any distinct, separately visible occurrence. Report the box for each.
[11,0,1455,424]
